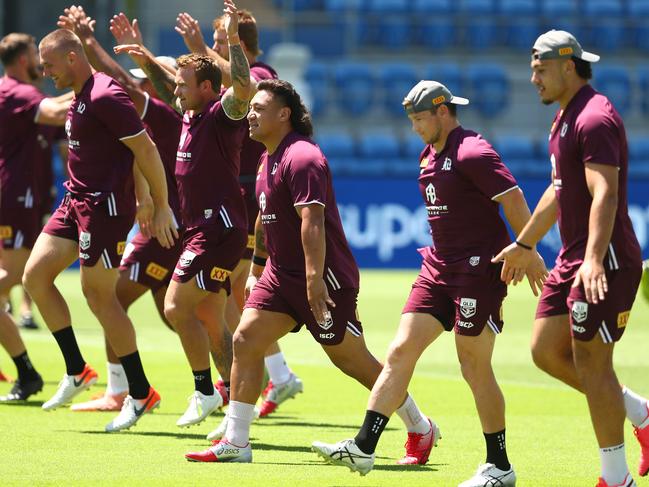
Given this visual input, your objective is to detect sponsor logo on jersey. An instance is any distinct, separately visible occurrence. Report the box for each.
[319,333,335,339]
[179,250,196,268]
[442,157,452,171]
[572,324,586,334]
[559,47,573,56]
[560,122,568,137]
[259,192,267,212]
[0,226,13,239]
[460,298,477,319]
[617,310,630,328]
[116,241,126,255]
[210,266,231,282]
[247,234,255,249]
[469,256,480,267]
[146,262,169,281]
[79,231,91,250]
[457,320,474,329]
[79,252,90,259]
[571,301,588,323]
[425,183,436,204]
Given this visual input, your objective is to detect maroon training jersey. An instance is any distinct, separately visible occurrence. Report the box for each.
[418,126,518,270]
[548,84,641,273]
[256,131,359,288]
[175,100,247,228]
[0,76,46,209]
[65,72,145,215]
[141,93,183,225]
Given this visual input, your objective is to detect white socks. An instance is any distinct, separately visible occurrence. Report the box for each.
[225,401,256,447]
[622,386,649,428]
[264,352,291,385]
[106,362,128,395]
[600,443,630,486]
[395,395,431,434]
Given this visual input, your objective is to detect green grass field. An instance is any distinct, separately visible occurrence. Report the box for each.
[1,270,648,486]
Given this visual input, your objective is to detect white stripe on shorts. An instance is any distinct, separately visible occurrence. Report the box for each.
[487,315,500,335]
[326,267,341,290]
[346,321,361,337]
[107,193,117,216]
[599,320,613,344]
[220,207,233,228]
[14,230,24,249]
[130,262,140,282]
[196,270,206,290]
[608,243,619,270]
[101,249,112,269]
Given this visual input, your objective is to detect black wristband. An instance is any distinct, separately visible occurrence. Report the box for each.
[252,255,267,266]
[515,240,533,250]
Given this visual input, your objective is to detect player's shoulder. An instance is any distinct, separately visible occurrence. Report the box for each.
[284,133,325,168]
[456,128,499,163]
[88,72,127,102]
[0,77,44,102]
[575,87,622,132]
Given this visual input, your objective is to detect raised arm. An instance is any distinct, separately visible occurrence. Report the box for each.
[220,0,253,119]
[58,6,147,114]
[113,43,179,113]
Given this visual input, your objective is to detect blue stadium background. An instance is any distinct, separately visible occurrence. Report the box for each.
[3,0,649,267]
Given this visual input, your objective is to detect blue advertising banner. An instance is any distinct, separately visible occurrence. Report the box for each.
[334,177,649,269]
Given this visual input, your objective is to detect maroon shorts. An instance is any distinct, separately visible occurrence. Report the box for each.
[402,258,507,336]
[0,207,42,249]
[42,193,134,268]
[245,268,363,346]
[171,223,247,294]
[119,230,184,292]
[536,266,641,343]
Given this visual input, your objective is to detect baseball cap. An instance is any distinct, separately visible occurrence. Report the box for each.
[402,80,469,115]
[129,55,177,79]
[532,30,600,63]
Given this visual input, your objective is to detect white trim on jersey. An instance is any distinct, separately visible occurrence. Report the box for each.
[607,243,620,271]
[107,192,118,216]
[346,321,362,337]
[196,270,207,290]
[490,185,520,201]
[220,206,233,228]
[140,91,150,120]
[13,230,24,249]
[118,128,147,141]
[101,249,112,269]
[294,200,326,208]
[129,262,140,282]
[487,315,501,334]
[326,267,341,291]
[599,321,613,344]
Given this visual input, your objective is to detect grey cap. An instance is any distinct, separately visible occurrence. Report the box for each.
[402,80,469,115]
[532,30,600,63]
[130,55,177,79]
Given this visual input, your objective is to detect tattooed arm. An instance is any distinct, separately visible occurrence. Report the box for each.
[113,43,180,114]
[220,0,253,120]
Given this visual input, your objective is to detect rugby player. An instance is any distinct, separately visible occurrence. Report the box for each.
[184,79,432,464]
[494,30,649,486]
[22,28,176,432]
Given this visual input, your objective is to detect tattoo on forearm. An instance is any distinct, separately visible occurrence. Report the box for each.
[229,44,250,89]
[255,227,267,254]
[143,60,179,112]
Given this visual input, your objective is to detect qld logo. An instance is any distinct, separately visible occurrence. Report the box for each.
[460,298,477,319]
[571,301,588,323]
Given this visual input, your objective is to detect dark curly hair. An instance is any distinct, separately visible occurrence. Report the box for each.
[256,79,313,137]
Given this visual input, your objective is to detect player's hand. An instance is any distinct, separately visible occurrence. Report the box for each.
[58,6,96,39]
[492,242,534,285]
[113,43,150,67]
[525,251,549,297]
[135,195,154,238]
[224,0,239,40]
[572,258,608,304]
[110,12,143,46]
[175,12,208,54]
[151,204,178,249]
[244,274,258,301]
[307,277,336,327]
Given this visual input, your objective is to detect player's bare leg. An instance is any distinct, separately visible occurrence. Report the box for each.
[531,315,584,391]
[18,286,38,329]
[164,280,225,426]
[197,295,232,387]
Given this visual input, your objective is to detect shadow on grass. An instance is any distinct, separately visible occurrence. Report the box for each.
[255,420,397,432]
[77,430,207,440]
[0,399,44,407]
[372,463,443,472]
[252,442,313,453]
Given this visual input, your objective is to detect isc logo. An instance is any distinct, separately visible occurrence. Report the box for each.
[319,333,335,339]
[210,266,231,282]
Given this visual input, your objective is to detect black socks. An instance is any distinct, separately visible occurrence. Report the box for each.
[484,429,511,471]
[354,410,389,455]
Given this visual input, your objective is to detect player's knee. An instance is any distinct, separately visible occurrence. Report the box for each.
[385,339,415,368]
[22,266,43,296]
[457,349,487,386]
[530,342,552,372]
[163,301,184,327]
[232,325,263,359]
[81,284,112,315]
